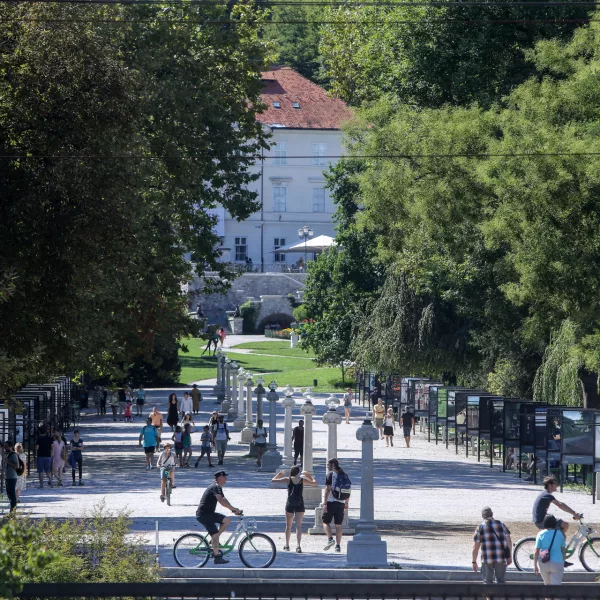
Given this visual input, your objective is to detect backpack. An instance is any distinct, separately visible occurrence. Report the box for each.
[10,452,25,477]
[331,471,352,500]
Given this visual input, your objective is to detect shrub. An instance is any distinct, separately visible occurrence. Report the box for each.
[240,300,260,334]
[292,305,308,322]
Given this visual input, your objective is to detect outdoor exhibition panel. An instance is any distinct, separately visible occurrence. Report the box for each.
[478,396,522,468]
[559,408,595,495]
[438,388,483,448]
[10,392,46,469]
[401,377,434,416]
[502,398,535,472]
[463,393,498,458]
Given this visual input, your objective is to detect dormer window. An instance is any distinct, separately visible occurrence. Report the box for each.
[292,102,300,109]
[273,102,281,109]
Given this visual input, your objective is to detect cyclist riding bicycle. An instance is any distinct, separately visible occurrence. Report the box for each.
[533,476,583,566]
[196,470,242,564]
[157,442,176,502]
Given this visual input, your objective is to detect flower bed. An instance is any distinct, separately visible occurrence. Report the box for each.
[265,328,293,340]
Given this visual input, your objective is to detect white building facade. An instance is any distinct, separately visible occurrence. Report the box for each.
[216,67,352,272]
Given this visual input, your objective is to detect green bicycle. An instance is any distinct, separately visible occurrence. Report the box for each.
[173,513,276,568]
[514,518,600,572]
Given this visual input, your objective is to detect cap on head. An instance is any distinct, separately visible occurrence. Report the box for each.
[214,470,228,479]
[481,506,493,519]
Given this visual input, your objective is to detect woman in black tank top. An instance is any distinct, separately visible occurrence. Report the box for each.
[272,465,318,553]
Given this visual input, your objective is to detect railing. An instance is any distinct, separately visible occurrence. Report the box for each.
[16,580,600,599]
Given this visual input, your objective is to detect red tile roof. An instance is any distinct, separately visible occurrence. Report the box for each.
[258,66,353,130]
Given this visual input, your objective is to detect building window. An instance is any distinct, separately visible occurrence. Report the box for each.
[312,187,326,212]
[235,237,247,262]
[273,142,287,165]
[274,238,286,263]
[273,185,287,212]
[312,143,327,166]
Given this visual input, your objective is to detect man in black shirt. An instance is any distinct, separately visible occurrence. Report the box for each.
[292,420,304,466]
[35,427,54,489]
[532,476,582,531]
[400,409,415,448]
[196,470,241,564]
[370,389,379,406]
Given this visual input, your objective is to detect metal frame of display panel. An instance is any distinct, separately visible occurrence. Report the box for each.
[439,388,483,448]
[465,393,502,461]
[10,393,43,470]
[24,384,63,432]
[502,399,534,473]
[22,386,56,433]
[0,406,9,493]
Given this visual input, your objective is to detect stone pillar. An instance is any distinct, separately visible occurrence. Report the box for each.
[300,399,322,509]
[212,348,223,395]
[217,353,226,403]
[227,362,239,424]
[325,394,340,412]
[240,373,255,444]
[303,388,312,399]
[290,331,299,348]
[309,407,354,535]
[276,386,296,474]
[259,381,283,472]
[222,358,232,413]
[233,367,246,430]
[346,415,388,567]
[254,378,266,423]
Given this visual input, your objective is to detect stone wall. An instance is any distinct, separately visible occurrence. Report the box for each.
[190,272,307,328]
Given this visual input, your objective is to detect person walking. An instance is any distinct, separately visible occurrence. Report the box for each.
[400,408,415,448]
[272,466,318,553]
[194,425,215,468]
[373,398,386,439]
[15,442,28,502]
[100,387,107,416]
[383,408,395,447]
[182,422,193,467]
[150,406,163,440]
[322,458,350,553]
[191,384,202,415]
[534,514,566,593]
[118,387,127,419]
[292,420,304,466]
[212,415,230,466]
[180,392,193,417]
[136,384,146,417]
[167,393,179,431]
[369,388,379,407]
[217,327,227,348]
[51,432,66,487]
[139,417,159,470]
[3,441,20,511]
[253,419,268,468]
[70,429,84,486]
[35,426,53,489]
[157,442,177,502]
[196,470,242,564]
[343,388,352,424]
[472,507,512,593]
[109,389,119,422]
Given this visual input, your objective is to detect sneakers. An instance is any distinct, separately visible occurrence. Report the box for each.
[283,546,290,551]
[296,546,302,553]
[324,538,335,551]
[335,545,341,553]
[78,481,84,486]
[146,465,151,470]
[214,553,229,564]
[160,495,165,502]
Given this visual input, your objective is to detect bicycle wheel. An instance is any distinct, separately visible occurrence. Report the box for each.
[166,480,171,506]
[238,533,276,568]
[513,537,536,571]
[579,537,600,572]
[173,533,211,568]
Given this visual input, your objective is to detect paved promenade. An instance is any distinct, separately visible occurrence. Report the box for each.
[16,383,600,571]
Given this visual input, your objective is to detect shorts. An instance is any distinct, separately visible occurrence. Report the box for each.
[403,425,412,437]
[255,442,267,451]
[200,446,211,456]
[375,418,384,428]
[481,562,507,584]
[383,425,394,436]
[215,440,228,453]
[197,513,225,535]
[144,445,156,454]
[286,502,305,514]
[137,399,145,405]
[322,501,345,525]
[160,468,172,480]
[37,456,52,473]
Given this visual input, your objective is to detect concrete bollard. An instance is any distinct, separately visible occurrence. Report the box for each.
[212,347,223,396]
[346,414,388,567]
[299,398,322,509]
[222,358,232,413]
[232,366,246,431]
[275,385,296,477]
[240,373,255,444]
[259,381,282,472]
[227,362,239,424]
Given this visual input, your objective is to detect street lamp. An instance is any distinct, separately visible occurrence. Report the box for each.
[298,225,314,268]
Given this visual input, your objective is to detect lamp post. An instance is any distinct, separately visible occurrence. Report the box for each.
[346,414,388,567]
[299,397,322,509]
[241,373,255,444]
[259,380,283,472]
[298,225,314,268]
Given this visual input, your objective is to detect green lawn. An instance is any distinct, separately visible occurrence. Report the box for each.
[179,338,345,392]
[233,341,316,358]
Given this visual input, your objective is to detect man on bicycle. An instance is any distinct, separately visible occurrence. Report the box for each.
[157,442,176,503]
[196,470,242,564]
[533,476,583,566]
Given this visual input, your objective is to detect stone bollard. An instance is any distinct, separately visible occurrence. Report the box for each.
[227,362,239,424]
[299,398,322,509]
[218,353,227,403]
[255,377,266,423]
[232,367,246,431]
[259,381,283,472]
[240,373,255,444]
[309,406,355,535]
[303,388,312,399]
[222,358,232,413]
[291,331,299,348]
[275,385,296,477]
[346,414,388,567]
[212,347,223,396]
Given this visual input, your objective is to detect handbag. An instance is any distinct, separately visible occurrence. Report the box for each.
[539,530,558,563]
[483,524,511,560]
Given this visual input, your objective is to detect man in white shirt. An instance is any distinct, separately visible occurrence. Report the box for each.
[180,392,193,416]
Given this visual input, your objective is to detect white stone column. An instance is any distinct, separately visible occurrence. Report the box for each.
[259,381,282,472]
[227,362,239,424]
[222,358,232,413]
[346,415,388,567]
[232,367,246,430]
[212,348,222,395]
[240,373,255,444]
[217,354,226,403]
[300,398,322,509]
[276,386,296,474]
[255,378,266,422]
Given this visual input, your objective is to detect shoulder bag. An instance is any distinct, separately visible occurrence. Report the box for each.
[539,530,558,563]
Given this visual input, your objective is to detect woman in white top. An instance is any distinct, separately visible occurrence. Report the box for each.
[253,419,268,468]
[343,388,352,424]
[15,442,28,501]
[383,408,396,447]
[51,433,66,486]
[157,442,177,502]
